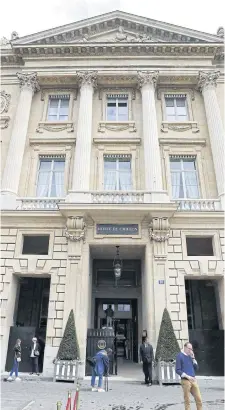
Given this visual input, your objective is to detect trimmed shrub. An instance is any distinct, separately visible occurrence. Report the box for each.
[57,309,80,360]
[155,308,180,361]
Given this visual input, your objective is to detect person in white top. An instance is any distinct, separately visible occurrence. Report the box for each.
[30,337,40,375]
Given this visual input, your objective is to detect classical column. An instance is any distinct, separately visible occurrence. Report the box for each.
[138,71,168,202]
[198,71,225,209]
[69,71,97,202]
[1,72,39,209]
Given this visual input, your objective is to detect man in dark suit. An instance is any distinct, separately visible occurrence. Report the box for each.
[139,336,154,386]
[29,337,40,375]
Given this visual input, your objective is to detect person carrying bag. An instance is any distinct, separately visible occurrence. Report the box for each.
[7,339,22,381]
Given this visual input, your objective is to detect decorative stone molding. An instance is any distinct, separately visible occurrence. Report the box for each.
[149,218,170,242]
[0,91,11,114]
[17,72,40,93]
[161,121,199,133]
[77,71,98,88]
[36,121,74,133]
[98,87,136,100]
[0,116,10,129]
[198,71,220,92]
[98,121,136,133]
[64,216,86,242]
[137,71,159,88]
[217,27,224,38]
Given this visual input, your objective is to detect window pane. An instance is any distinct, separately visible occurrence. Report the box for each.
[176,98,186,107]
[104,164,117,190]
[107,104,117,121]
[166,106,176,116]
[118,160,131,170]
[176,106,188,116]
[104,160,116,170]
[183,160,196,170]
[171,171,183,198]
[170,159,182,170]
[118,103,128,121]
[60,99,69,108]
[165,98,174,107]
[49,99,58,108]
[39,160,52,171]
[53,160,65,171]
[184,172,199,198]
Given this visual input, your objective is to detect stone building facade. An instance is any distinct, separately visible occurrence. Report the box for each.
[0,11,224,377]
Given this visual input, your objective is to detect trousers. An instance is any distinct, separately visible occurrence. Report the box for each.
[142,361,152,383]
[181,379,203,410]
[31,357,39,373]
[91,369,103,388]
[10,359,19,377]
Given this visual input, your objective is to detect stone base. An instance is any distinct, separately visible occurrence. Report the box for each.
[0,192,20,210]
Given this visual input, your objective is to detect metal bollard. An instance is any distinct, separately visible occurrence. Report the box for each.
[66,391,72,410]
[56,401,62,410]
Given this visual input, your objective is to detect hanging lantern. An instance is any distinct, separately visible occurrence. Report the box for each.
[113,246,122,283]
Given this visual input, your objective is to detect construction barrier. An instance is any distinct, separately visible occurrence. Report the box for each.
[54,360,80,383]
[157,360,181,386]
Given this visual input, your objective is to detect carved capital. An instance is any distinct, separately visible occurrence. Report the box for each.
[17,72,40,94]
[137,71,159,89]
[77,71,98,88]
[149,217,170,242]
[198,71,220,92]
[0,90,11,114]
[64,216,86,242]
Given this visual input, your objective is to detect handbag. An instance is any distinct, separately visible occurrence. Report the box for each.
[34,350,40,357]
[17,357,21,362]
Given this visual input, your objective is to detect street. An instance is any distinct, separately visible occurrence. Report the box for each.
[1,378,224,410]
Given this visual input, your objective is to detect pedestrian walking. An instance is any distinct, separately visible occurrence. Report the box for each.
[176,341,202,410]
[30,337,40,375]
[139,336,154,386]
[90,347,111,392]
[7,339,22,381]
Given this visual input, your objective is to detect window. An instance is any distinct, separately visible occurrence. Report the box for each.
[22,235,49,255]
[47,95,69,121]
[106,94,128,121]
[186,237,214,256]
[118,304,130,312]
[103,304,115,311]
[36,157,65,197]
[170,157,199,199]
[104,155,132,191]
[165,95,188,121]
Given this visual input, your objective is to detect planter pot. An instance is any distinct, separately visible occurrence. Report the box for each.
[54,359,80,383]
[157,360,181,385]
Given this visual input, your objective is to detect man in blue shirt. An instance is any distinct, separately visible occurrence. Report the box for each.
[176,342,202,410]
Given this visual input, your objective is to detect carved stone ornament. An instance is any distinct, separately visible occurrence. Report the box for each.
[0,91,11,114]
[64,216,86,242]
[161,121,199,133]
[77,71,98,88]
[98,121,136,133]
[36,122,74,133]
[198,71,220,92]
[217,27,224,38]
[0,37,11,47]
[149,217,170,242]
[106,26,153,43]
[17,72,40,93]
[137,71,159,89]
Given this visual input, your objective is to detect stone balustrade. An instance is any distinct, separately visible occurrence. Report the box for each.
[175,199,221,211]
[92,191,145,203]
[17,198,64,210]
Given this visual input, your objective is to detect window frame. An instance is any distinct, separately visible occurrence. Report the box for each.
[160,91,194,122]
[106,94,129,122]
[164,95,189,122]
[36,156,66,198]
[103,154,133,191]
[26,146,72,197]
[169,156,200,199]
[47,95,70,122]
[15,230,54,260]
[181,230,221,261]
[162,146,206,199]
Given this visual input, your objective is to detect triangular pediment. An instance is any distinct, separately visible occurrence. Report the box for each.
[10,10,223,46]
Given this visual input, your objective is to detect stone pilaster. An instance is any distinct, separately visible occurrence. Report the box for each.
[138,71,168,202]
[68,71,97,203]
[1,72,39,209]
[198,71,225,209]
[149,217,170,340]
[63,216,89,377]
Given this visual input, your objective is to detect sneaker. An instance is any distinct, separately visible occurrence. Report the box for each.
[29,373,33,375]
[98,388,105,392]
[91,387,98,392]
[15,377,21,382]
[7,376,13,381]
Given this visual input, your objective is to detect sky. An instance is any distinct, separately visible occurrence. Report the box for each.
[1,0,224,39]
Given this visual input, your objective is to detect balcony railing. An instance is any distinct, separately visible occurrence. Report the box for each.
[175,199,221,211]
[17,198,65,210]
[92,191,145,203]
[16,196,221,211]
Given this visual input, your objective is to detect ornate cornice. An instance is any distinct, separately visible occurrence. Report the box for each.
[197,70,220,92]
[77,71,98,88]
[149,217,170,242]
[17,72,40,93]
[137,71,159,88]
[64,216,86,242]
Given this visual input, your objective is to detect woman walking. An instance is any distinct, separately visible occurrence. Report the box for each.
[7,339,22,381]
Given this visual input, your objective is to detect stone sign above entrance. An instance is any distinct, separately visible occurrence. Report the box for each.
[96,224,139,235]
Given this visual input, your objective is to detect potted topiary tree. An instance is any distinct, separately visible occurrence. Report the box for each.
[155,308,181,385]
[54,309,80,383]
